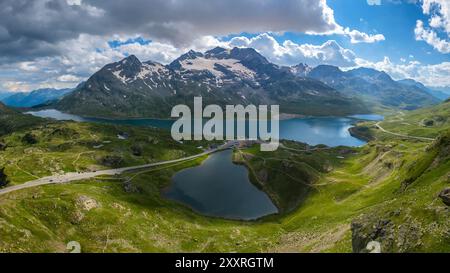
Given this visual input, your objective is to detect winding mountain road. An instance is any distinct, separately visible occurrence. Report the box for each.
[0,142,237,196]
[375,121,435,141]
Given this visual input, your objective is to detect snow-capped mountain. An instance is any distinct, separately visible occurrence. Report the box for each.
[56,47,366,118]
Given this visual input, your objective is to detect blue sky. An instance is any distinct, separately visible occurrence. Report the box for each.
[0,0,449,91]
[328,0,449,64]
[220,0,449,65]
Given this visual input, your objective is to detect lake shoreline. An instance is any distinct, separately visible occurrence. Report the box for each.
[162,149,279,221]
[27,109,378,147]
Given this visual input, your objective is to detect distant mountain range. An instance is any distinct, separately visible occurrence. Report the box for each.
[306,65,440,110]
[5,46,436,119]
[1,88,73,108]
[397,79,450,101]
[0,91,14,100]
[56,47,366,118]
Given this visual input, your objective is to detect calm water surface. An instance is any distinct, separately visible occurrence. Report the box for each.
[28,109,379,147]
[163,149,278,220]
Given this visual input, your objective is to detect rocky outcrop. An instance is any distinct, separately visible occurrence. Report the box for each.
[439,188,450,206]
[77,195,100,211]
[351,218,395,253]
[351,210,426,253]
[123,181,141,193]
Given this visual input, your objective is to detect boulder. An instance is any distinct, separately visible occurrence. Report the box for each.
[438,188,450,206]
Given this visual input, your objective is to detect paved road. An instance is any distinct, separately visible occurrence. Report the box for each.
[0,143,234,196]
[279,143,333,152]
[375,122,435,141]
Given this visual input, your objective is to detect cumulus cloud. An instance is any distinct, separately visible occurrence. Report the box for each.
[228,33,357,67]
[422,0,450,34]
[415,0,450,53]
[0,33,227,91]
[354,56,450,87]
[415,20,450,53]
[1,31,444,92]
[0,0,389,91]
[343,28,385,43]
[0,0,384,64]
[0,0,334,60]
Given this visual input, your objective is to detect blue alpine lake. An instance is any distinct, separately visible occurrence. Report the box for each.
[27,109,380,147]
[27,109,382,220]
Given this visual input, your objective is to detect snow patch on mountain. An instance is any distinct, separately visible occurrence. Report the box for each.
[179,57,256,80]
[112,70,128,84]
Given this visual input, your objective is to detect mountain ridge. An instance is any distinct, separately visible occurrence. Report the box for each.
[306,64,439,110]
[56,47,367,118]
[1,88,73,108]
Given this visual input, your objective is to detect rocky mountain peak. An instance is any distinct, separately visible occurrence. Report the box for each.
[204,47,230,59]
[115,55,143,77]
[290,63,311,77]
[229,47,269,64]
[168,50,204,70]
[308,65,345,78]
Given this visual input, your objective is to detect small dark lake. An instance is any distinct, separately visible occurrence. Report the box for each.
[162,149,278,220]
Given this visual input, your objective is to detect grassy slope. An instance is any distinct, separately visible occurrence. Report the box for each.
[0,104,449,253]
[0,103,44,136]
[370,101,449,139]
[0,121,213,186]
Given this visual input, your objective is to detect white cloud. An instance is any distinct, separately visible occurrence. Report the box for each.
[57,74,81,82]
[343,28,385,44]
[0,0,386,66]
[18,62,39,72]
[354,56,450,87]
[422,0,450,34]
[228,33,357,67]
[415,20,450,53]
[367,0,382,6]
[0,81,32,92]
[0,34,226,91]
[415,0,450,53]
[0,32,364,91]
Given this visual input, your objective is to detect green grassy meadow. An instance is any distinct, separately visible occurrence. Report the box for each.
[0,103,449,253]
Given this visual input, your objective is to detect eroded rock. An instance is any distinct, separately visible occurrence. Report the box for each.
[439,188,450,206]
[77,195,100,211]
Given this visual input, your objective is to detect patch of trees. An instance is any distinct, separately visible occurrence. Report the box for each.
[22,132,38,144]
[0,167,9,187]
[131,144,143,156]
[100,155,124,168]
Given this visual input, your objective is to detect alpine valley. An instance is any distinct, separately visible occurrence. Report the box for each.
[0,48,449,254]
